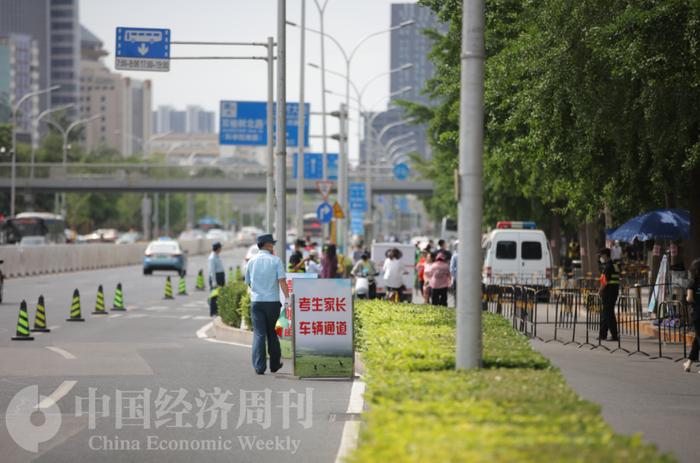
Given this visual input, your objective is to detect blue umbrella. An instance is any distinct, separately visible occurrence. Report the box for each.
[607,209,690,243]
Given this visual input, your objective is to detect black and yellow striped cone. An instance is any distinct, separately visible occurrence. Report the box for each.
[92,285,107,315]
[228,267,234,282]
[177,276,188,296]
[66,288,85,322]
[31,295,50,333]
[195,270,205,291]
[163,276,174,300]
[111,283,126,311]
[12,300,34,340]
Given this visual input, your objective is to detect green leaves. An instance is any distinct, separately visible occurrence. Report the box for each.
[348,300,672,462]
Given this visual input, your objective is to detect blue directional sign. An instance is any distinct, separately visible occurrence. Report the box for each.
[316,202,333,224]
[393,162,410,181]
[292,153,339,180]
[219,101,310,147]
[115,27,170,72]
[349,182,368,212]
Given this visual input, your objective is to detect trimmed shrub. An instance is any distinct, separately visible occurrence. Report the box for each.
[239,290,252,330]
[348,301,673,463]
[217,281,247,328]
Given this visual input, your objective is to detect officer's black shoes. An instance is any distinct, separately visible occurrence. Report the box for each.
[271,362,283,373]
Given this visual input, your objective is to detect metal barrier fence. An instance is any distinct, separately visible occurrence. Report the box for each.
[483,283,694,361]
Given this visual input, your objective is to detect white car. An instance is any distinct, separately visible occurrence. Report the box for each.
[236,227,264,246]
[206,228,228,242]
[242,244,260,275]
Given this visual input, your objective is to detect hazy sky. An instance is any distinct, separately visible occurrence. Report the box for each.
[81,0,419,161]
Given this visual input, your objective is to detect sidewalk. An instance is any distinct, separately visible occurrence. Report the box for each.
[531,338,700,463]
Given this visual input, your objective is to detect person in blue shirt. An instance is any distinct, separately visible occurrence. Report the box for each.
[208,242,225,317]
[245,234,289,375]
[450,243,458,297]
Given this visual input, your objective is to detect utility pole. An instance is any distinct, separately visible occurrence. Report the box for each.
[266,36,275,232]
[456,0,485,370]
[275,0,287,257]
[296,0,307,239]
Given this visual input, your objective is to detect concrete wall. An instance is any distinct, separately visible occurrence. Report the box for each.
[0,239,229,278]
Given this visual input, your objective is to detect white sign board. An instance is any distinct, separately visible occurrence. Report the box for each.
[293,279,353,378]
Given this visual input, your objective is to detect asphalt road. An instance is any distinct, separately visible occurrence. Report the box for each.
[0,248,353,463]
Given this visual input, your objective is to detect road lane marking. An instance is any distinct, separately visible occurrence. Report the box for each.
[45,346,77,360]
[180,315,191,320]
[334,379,366,463]
[192,315,211,320]
[127,314,148,318]
[47,325,60,331]
[196,322,213,339]
[145,306,168,311]
[38,380,78,410]
[108,313,123,319]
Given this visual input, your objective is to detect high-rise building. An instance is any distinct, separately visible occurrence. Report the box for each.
[80,26,152,156]
[0,33,40,137]
[153,105,215,134]
[360,3,446,164]
[0,0,81,125]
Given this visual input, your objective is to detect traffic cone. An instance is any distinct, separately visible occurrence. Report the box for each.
[12,300,34,340]
[66,289,85,322]
[177,276,188,296]
[92,285,107,315]
[195,270,205,291]
[111,283,126,311]
[228,267,234,282]
[31,295,51,333]
[164,276,174,300]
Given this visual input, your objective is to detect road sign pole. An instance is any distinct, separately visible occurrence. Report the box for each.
[456,0,484,370]
[337,103,347,250]
[296,0,306,239]
[275,0,287,257]
[266,36,275,233]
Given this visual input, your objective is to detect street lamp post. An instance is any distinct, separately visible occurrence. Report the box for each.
[45,114,100,217]
[275,0,288,257]
[456,0,485,370]
[31,104,74,180]
[296,0,307,238]
[288,20,415,250]
[10,85,60,216]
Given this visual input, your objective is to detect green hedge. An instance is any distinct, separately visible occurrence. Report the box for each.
[348,301,673,463]
[239,290,252,330]
[217,282,247,328]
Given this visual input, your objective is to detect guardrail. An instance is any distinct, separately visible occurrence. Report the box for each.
[0,239,232,278]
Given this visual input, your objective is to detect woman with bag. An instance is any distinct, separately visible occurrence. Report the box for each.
[683,259,700,372]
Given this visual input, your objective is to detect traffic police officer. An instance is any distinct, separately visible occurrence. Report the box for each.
[208,242,225,316]
[598,248,620,341]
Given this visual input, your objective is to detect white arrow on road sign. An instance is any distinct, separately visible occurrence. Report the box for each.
[138,43,149,55]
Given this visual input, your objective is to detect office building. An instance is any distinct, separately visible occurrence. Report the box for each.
[361,3,447,164]
[80,26,152,156]
[153,105,215,134]
[0,33,40,137]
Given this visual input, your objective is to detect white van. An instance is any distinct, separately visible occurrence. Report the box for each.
[482,222,552,289]
[371,242,416,302]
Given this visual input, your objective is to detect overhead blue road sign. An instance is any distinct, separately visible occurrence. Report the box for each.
[115,27,170,72]
[292,153,339,180]
[219,101,310,147]
[349,182,368,212]
[350,213,365,235]
[316,202,333,224]
[393,162,410,181]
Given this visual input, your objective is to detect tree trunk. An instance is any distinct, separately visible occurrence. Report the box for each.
[687,168,700,266]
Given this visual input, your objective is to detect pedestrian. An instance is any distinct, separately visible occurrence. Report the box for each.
[683,259,700,372]
[422,251,434,303]
[416,248,428,302]
[320,244,338,279]
[611,240,623,264]
[425,252,451,306]
[352,252,378,299]
[305,250,322,274]
[207,242,225,317]
[450,242,458,297]
[382,248,405,301]
[244,234,288,375]
[288,252,305,273]
[598,248,620,341]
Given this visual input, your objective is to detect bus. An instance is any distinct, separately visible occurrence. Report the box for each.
[303,213,323,240]
[0,213,67,245]
[441,216,458,241]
